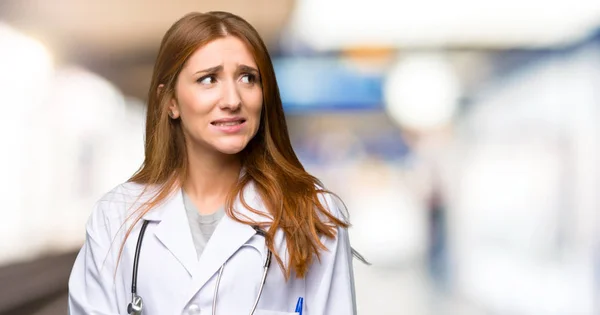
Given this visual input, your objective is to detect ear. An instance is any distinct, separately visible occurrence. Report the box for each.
[159,84,180,119]
[168,98,180,119]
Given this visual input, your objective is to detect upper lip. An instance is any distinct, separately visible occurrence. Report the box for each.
[211,117,246,124]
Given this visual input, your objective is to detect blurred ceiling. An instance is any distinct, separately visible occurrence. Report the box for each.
[289,0,600,50]
[2,0,600,101]
[0,0,295,99]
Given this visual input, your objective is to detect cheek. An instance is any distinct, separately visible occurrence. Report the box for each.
[178,87,218,115]
[178,90,219,141]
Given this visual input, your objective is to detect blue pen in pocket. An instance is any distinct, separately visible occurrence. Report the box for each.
[295,297,304,315]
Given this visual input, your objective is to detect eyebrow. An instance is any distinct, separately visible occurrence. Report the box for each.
[194,65,223,75]
[238,64,259,74]
[193,64,259,76]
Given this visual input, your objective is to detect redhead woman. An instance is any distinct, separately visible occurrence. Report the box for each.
[68,11,357,315]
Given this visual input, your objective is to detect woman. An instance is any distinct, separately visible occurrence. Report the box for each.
[68,11,357,315]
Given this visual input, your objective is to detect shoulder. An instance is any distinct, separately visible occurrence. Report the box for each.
[86,181,157,234]
[96,181,153,211]
[315,184,350,224]
[236,179,350,224]
[99,181,152,201]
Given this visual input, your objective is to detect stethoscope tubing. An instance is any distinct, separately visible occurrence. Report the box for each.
[128,220,272,315]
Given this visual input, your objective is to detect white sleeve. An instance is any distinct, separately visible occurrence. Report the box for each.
[305,194,357,315]
[68,200,122,315]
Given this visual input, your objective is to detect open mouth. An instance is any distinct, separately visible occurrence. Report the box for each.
[211,119,246,126]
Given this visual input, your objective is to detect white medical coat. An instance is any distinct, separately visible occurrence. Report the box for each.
[68,181,357,314]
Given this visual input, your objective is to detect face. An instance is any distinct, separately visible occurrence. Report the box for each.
[169,36,263,156]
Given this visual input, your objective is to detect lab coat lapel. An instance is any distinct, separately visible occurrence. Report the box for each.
[183,184,268,303]
[143,189,198,277]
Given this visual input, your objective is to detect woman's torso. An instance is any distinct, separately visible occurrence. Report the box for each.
[101,182,304,315]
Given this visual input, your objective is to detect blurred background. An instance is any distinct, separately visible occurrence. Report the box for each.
[1,0,599,314]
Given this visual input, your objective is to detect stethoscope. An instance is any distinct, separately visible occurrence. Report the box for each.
[127,220,273,315]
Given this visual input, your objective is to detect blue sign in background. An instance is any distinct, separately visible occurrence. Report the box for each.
[273,57,384,113]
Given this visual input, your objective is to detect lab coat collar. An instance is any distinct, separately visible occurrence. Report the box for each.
[187,181,271,298]
[140,179,272,303]
[141,188,198,277]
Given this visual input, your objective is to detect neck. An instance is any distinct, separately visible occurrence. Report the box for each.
[182,143,242,213]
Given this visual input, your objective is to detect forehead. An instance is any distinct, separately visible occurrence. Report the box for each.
[185,36,257,70]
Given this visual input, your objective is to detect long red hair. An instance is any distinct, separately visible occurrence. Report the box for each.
[123,11,348,279]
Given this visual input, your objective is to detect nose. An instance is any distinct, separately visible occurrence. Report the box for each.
[219,80,241,111]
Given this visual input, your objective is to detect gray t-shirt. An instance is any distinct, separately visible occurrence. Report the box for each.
[182,190,226,260]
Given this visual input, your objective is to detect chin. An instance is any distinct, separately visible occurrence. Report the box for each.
[215,143,248,155]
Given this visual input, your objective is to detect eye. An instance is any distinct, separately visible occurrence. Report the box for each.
[197,75,217,85]
[240,73,257,84]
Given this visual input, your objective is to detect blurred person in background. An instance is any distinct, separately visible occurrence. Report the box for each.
[68,11,356,315]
